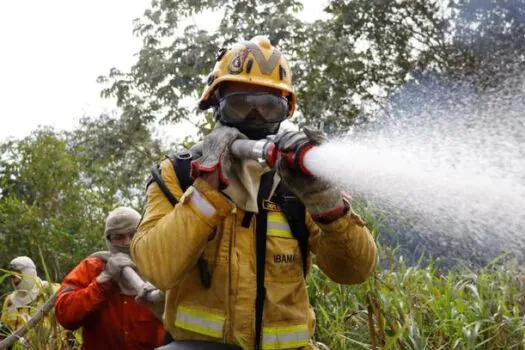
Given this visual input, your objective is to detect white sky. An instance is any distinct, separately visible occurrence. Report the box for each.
[0,1,328,141]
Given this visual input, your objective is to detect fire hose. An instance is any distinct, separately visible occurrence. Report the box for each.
[191,138,318,175]
[122,267,164,304]
[89,251,164,304]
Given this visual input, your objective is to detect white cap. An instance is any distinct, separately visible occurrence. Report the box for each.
[104,207,141,237]
[9,256,36,272]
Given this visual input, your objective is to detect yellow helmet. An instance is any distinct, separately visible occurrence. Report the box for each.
[198,36,296,117]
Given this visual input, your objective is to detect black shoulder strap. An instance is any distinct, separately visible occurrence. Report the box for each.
[148,151,211,289]
[274,183,309,277]
[254,170,275,350]
[169,152,193,192]
[148,151,194,202]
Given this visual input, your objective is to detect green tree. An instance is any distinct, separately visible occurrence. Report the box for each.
[301,0,450,131]
[100,0,525,136]
[0,114,164,280]
[100,0,453,135]
[0,129,98,279]
[67,114,164,211]
[443,0,525,87]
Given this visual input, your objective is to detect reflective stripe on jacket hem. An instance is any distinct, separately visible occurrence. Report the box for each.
[175,305,225,338]
[262,324,309,349]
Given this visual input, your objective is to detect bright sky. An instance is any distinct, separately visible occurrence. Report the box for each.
[0,1,328,141]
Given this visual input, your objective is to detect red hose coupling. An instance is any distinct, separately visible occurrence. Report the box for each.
[264,141,315,176]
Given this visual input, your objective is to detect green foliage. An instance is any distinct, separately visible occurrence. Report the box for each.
[301,0,450,132]
[0,129,92,279]
[99,0,525,135]
[0,115,163,280]
[443,0,525,88]
[98,0,304,130]
[67,114,164,211]
[99,0,457,135]
[309,252,525,350]
[307,205,525,349]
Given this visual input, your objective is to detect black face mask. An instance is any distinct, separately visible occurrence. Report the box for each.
[216,109,281,140]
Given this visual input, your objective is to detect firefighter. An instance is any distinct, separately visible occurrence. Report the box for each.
[132,36,378,350]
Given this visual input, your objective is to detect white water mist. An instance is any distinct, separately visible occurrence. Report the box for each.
[304,73,525,260]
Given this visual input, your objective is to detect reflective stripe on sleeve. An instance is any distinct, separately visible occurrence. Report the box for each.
[187,187,216,218]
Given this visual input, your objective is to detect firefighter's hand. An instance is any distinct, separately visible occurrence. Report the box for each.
[277,156,346,221]
[192,125,246,189]
[272,127,327,153]
[275,128,347,221]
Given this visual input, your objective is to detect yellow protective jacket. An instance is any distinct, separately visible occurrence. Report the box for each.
[0,282,72,349]
[132,158,377,350]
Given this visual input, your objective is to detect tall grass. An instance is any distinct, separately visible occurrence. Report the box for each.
[309,247,525,350]
[2,223,525,349]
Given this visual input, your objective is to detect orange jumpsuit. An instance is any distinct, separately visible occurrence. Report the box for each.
[55,257,164,350]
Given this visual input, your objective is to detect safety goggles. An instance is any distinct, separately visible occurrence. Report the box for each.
[218,92,289,124]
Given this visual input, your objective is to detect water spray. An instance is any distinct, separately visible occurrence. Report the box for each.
[229,70,525,264]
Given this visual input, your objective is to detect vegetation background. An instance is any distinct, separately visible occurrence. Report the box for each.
[2,0,525,348]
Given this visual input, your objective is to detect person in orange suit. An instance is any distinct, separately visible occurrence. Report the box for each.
[55,207,165,350]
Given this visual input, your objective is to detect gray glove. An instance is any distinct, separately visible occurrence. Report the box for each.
[274,127,346,219]
[193,125,246,185]
[135,282,165,319]
[135,282,159,303]
[96,253,135,284]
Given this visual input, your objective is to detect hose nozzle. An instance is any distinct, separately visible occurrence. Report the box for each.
[230,139,315,175]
